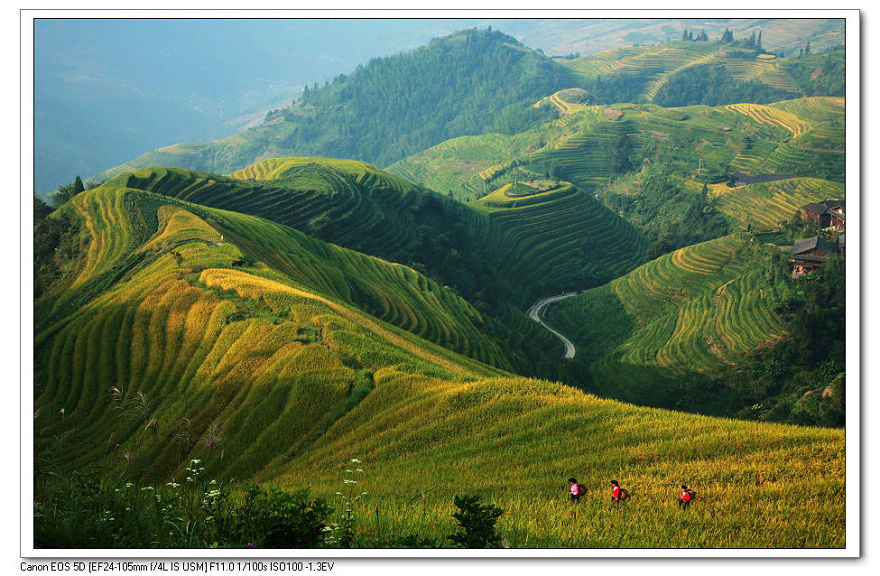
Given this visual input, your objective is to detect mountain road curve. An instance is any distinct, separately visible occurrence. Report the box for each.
[527,292,580,360]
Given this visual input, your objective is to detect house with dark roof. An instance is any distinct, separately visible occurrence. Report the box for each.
[801,199,846,231]
[790,235,839,277]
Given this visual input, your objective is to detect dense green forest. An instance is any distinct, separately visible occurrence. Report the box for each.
[266,29,570,166]
[601,166,731,259]
[783,47,846,96]
[653,63,801,107]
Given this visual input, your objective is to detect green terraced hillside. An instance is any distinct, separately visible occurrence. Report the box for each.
[34,187,516,481]
[711,177,846,231]
[35,184,515,390]
[110,159,647,311]
[391,97,845,210]
[531,98,845,190]
[469,181,647,286]
[561,39,843,105]
[33,187,844,548]
[546,234,786,410]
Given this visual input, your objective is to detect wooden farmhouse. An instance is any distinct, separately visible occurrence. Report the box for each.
[801,200,846,231]
[790,236,840,277]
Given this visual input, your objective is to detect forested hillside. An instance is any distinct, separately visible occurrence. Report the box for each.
[91,29,569,183]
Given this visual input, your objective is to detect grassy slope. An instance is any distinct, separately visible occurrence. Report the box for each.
[547,235,786,408]
[274,376,844,548]
[34,187,844,548]
[37,184,511,372]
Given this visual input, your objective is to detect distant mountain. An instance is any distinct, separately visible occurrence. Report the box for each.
[511,18,844,59]
[91,29,573,185]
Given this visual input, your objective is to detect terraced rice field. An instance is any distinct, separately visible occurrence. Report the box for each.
[470,182,647,290]
[712,177,845,230]
[549,234,785,377]
[562,45,657,79]
[33,188,845,547]
[119,159,648,305]
[37,183,514,376]
[725,103,810,137]
[268,373,843,548]
[116,163,456,270]
[644,51,719,101]
[535,88,591,115]
[773,96,846,123]
[724,58,802,93]
[723,98,845,181]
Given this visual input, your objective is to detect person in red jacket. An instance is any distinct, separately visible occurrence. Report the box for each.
[610,480,621,503]
[679,485,693,510]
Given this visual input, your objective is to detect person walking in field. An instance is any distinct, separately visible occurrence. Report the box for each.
[679,485,695,510]
[610,480,629,505]
[568,478,585,503]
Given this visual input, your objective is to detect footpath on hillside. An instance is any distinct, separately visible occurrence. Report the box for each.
[527,293,579,359]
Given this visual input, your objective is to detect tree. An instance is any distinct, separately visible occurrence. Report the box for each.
[757,31,763,51]
[805,40,811,55]
[34,195,53,220]
[448,494,504,548]
[49,176,85,208]
[611,134,635,175]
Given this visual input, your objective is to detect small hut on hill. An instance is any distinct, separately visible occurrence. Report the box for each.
[790,236,839,277]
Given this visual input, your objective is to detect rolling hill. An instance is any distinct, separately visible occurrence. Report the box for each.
[390,95,845,214]
[33,185,845,548]
[33,21,849,550]
[545,234,788,411]
[105,158,648,314]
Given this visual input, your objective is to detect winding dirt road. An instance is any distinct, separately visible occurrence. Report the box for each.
[527,292,579,359]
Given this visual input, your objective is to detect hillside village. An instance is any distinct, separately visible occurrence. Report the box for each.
[790,199,846,277]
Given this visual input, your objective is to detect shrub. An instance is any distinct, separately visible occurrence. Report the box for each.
[448,494,504,548]
[210,484,332,549]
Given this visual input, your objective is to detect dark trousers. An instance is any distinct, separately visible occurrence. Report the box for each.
[678,499,690,510]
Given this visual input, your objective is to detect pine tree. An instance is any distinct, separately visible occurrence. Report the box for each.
[805,40,811,55]
[757,31,763,51]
